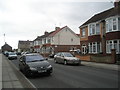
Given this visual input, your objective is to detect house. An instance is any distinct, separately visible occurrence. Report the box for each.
[1,43,12,52]
[34,26,80,56]
[18,40,33,52]
[79,1,120,63]
[33,31,54,53]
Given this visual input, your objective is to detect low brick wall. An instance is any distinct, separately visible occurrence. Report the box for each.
[75,55,90,61]
[75,53,116,64]
[90,54,113,63]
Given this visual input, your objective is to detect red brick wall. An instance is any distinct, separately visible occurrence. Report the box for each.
[106,31,120,40]
[88,35,101,42]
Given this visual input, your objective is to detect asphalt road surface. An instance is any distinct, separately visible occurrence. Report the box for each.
[10,57,118,88]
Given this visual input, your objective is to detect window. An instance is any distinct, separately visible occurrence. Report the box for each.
[81,28,86,37]
[113,18,117,30]
[106,17,119,32]
[89,23,100,36]
[93,42,96,53]
[97,42,100,53]
[109,19,112,32]
[96,24,100,34]
[118,17,120,30]
[88,43,92,53]
[47,38,51,43]
[106,40,120,54]
[88,42,101,54]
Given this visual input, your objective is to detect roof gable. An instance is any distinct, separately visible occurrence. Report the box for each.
[49,26,67,37]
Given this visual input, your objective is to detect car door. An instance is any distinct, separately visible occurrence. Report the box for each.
[60,53,65,63]
[20,56,26,71]
[55,53,61,63]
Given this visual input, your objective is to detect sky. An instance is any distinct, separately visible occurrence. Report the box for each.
[0,0,114,49]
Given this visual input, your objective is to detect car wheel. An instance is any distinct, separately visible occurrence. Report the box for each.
[64,60,67,65]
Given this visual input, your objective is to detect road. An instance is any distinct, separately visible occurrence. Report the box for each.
[10,57,118,88]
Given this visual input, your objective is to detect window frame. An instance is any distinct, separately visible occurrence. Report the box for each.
[106,40,120,54]
[106,17,119,33]
[88,42,101,54]
[88,23,100,36]
[81,28,86,37]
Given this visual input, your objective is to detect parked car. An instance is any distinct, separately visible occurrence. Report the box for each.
[8,52,17,60]
[4,51,9,57]
[54,52,81,65]
[19,53,53,77]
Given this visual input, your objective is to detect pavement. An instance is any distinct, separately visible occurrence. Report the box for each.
[0,53,119,89]
[0,54,36,89]
[81,61,119,71]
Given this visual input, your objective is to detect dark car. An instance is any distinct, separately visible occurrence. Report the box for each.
[19,53,53,77]
[54,52,81,65]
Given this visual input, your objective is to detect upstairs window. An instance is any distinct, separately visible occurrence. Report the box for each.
[106,17,119,33]
[89,23,100,36]
[81,28,86,37]
[118,17,120,30]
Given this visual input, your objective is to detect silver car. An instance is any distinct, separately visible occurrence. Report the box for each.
[54,52,81,65]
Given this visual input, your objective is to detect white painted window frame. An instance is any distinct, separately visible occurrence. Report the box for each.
[88,42,101,54]
[106,39,120,54]
[106,16,119,33]
[88,23,100,36]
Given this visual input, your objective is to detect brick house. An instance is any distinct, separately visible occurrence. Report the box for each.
[1,43,12,52]
[79,1,120,63]
[34,26,80,56]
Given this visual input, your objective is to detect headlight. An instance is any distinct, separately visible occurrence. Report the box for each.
[47,65,52,68]
[30,67,37,71]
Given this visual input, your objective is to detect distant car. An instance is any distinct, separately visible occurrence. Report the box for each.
[8,52,17,60]
[19,53,53,77]
[54,52,81,65]
[4,51,9,57]
[16,52,21,55]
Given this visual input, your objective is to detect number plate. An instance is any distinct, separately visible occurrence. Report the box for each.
[38,70,46,73]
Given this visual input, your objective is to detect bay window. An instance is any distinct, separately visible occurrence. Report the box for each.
[106,17,119,32]
[118,17,120,30]
[106,40,120,54]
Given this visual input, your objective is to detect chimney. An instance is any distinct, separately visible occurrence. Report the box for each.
[114,0,120,8]
[55,27,60,30]
[44,31,48,35]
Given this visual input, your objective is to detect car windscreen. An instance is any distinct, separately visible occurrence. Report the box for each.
[26,55,45,62]
[63,53,74,57]
[9,52,16,55]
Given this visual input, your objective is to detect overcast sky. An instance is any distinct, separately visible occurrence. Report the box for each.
[0,0,114,49]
